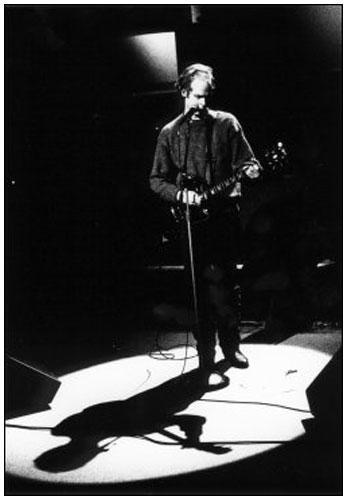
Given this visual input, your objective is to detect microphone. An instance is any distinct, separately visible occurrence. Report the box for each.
[184,107,208,120]
[184,107,198,119]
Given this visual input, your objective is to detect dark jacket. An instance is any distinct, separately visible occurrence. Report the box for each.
[149,109,257,203]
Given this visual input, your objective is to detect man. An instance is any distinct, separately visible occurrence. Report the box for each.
[150,63,261,388]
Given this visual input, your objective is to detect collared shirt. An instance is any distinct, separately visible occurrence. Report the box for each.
[149,108,257,203]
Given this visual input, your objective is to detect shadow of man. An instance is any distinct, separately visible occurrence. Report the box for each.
[34,368,231,473]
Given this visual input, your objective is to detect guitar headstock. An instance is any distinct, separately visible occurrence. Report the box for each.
[263,141,289,175]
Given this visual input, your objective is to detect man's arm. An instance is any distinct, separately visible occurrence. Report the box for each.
[150,128,202,206]
[230,118,262,179]
[149,128,180,203]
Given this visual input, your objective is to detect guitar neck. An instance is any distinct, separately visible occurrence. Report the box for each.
[202,176,237,199]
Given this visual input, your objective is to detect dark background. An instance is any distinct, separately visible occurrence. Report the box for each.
[5,5,342,358]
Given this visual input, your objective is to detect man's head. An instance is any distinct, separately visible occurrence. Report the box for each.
[176,64,215,116]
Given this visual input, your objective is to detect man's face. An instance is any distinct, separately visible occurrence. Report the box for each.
[183,77,211,116]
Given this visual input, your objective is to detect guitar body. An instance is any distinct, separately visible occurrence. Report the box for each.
[170,202,210,226]
[171,171,242,226]
[171,174,218,225]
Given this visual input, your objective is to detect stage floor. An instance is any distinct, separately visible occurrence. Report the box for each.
[5,327,342,494]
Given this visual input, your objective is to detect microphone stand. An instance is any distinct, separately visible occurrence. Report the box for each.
[180,109,202,369]
[183,188,201,350]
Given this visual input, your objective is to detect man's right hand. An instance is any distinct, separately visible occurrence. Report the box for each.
[176,190,202,206]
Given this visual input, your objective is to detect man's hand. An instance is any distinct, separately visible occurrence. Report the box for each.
[176,190,202,206]
[242,163,261,179]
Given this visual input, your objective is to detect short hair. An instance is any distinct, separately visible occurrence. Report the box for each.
[176,63,216,93]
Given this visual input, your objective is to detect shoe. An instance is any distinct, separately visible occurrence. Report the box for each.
[225,350,249,369]
[200,370,229,391]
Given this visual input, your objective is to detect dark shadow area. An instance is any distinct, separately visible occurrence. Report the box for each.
[32,369,231,475]
[5,6,341,360]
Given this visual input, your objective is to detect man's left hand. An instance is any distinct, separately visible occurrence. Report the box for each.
[243,164,261,179]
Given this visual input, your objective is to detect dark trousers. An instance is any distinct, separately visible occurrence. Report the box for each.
[180,204,242,371]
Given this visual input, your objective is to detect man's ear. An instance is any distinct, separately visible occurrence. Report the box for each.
[181,89,188,98]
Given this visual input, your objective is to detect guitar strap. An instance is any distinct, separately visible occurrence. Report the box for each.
[205,113,215,186]
[183,119,191,175]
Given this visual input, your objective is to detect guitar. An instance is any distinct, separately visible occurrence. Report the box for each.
[170,141,288,226]
[170,172,241,225]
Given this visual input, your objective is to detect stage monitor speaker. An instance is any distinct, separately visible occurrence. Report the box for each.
[5,356,61,418]
[306,348,342,432]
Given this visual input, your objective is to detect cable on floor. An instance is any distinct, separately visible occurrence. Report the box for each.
[149,329,198,362]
